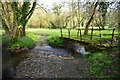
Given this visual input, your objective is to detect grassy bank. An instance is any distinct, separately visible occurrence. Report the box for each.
[26,28,119,41]
[47,36,65,46]
[1,32,40,50]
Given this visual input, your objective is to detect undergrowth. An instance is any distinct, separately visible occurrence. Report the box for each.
[47,36,65,46]
[1,35,11,45]
[7,32,39,50]
[88,52,118,78]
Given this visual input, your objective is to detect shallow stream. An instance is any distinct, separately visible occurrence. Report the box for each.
[2,34,89,78]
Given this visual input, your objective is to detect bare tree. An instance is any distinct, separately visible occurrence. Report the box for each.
[84,2,99,35]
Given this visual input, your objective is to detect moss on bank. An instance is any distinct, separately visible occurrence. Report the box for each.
[2,32,39,50]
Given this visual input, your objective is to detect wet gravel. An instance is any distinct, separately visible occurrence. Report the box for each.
[14,35,90,78]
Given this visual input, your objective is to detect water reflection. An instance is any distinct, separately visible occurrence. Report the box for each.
[2,52,28,79]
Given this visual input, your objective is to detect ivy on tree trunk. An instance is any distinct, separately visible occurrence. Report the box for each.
[0,1,37,42]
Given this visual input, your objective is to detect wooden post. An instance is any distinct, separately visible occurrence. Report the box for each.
[60,28,63,37]
[111,28,115,44]
[99,29,102,45]
[77,29,80,37]
[68,28,70,38]
[80,29,82,40]
[90,25,94,40]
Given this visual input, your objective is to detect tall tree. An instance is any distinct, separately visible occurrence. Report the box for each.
[51,3,64,28]
[98,2,109,29]
[0,0,37,42]
[84,2,99,35]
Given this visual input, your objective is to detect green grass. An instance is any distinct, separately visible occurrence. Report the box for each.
[2,27,119,50]
[88,52,117,78]
[26,28,119,41]
[84,52,92,57]
[47,36,65,46]
[7,32,40,50]
[111,47,119,51]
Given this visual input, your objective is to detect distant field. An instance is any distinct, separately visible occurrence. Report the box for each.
[26,28,119,41]
[1,28,118,41]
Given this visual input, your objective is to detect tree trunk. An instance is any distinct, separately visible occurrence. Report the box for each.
[60,28,63,37]
[101,16,106,30]
[21,1,37,36]
[101,25,105,30]
[1,18,10,35]
[84,2,98,35]
[50,21,57,28]
[22,24,26,36]
[11,28,20,43]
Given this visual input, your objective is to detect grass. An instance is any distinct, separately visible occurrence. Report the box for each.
[1,27,118,50]
[47,36,65,46]
[26,28,119,41]
[1,27,119,41]
[88,52,118,78]
[1,32,40,50]
[84,52,92,57]
[8,37,34,50]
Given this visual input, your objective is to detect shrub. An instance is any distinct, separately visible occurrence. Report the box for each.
[8,33,39,50]
[8,36,35,50]
[85,52,92,57]
[47,36,65,46]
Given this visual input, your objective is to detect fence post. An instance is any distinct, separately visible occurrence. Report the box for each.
[68,28,70,38]
[60,28,63,37]
[99,28,102,45]
[77,29,80,37]
[90,25,94,40]
[111,28,115,44]
[79,28,82,40]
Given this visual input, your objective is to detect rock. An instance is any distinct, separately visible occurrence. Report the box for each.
[74,45,86,55]
[67,43,86,55]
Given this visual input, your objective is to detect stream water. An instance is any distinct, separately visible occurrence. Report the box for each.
[2,51,29,79]
[2,34,89,79]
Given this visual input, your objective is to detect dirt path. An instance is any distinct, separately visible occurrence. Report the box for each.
[14,34,91,78]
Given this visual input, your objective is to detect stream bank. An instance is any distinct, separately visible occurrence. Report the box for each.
[60,37,119,53]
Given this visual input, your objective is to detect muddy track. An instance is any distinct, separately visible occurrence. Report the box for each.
[14,34,91,78]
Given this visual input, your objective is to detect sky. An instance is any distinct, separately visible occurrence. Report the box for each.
[37,0,119,13]
[37,0,69,12]
[37,0,119,8]
[37,0,67,9]
[0,0,119,2]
